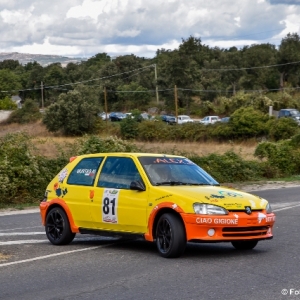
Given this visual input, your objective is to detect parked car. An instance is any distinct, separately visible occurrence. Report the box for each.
[161,115,175,123]
[176,115,194,124]
[40,153,275,258]
[140,112,152,120]
[278,108,300,123]
[109,112,126,122]
[221,117,230,123]
[166,116,176,125]
[98,112,110,120]
[200,116,221,125]
[125,112,133,118]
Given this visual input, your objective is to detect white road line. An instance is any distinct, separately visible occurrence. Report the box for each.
[0,208,39,216]
[0,240,48,245]
[0,232,45,236]
[273,203,300,212]
[0,226,42,232]
[0,246,101,267]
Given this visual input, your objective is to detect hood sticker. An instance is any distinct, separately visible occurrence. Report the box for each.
[155,194,173,201]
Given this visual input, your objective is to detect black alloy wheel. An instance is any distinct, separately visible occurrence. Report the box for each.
[156,213,186,258]
[45,207,75,245]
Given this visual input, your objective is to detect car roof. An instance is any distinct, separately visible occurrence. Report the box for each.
[280,108,299,111]
[70,153,186,161]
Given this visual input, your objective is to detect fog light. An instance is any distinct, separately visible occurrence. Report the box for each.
[207,229,215,237]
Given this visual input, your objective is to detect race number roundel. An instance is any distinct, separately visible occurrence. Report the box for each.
[102,189,120,223]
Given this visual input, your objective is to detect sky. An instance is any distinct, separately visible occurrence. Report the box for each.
[0,0,300,59]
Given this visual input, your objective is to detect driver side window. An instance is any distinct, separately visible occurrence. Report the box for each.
[98,157,142,189]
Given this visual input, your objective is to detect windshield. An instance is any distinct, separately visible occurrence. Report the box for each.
[290,110,300,115]
[138,156,219,186]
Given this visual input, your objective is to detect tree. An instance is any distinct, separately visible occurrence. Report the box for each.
[43,87,99,135]
[117,82,151,110]
[0,59,20,71]
[219,47,245,95]
[240,44,278,90]
[0,69,22,97]
[278,33,300,89]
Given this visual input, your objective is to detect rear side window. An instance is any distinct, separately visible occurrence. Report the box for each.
[67,157,103,186]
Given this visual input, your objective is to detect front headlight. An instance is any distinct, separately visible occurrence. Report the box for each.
[193,203,228,215]
[266,202,272,214]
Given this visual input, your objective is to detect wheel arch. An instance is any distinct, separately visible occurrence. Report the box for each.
[43,200,79,233]
[145,203,186,241]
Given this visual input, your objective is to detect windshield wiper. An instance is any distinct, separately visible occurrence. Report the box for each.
[155,182,220,186]
[155,181,187,186]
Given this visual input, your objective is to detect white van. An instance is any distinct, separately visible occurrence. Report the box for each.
[176,115,194,124]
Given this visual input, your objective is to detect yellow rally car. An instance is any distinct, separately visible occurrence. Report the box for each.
[40,153,276,258]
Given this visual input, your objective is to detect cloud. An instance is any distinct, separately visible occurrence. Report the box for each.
[269,0,300,5]
[0,0,299,58]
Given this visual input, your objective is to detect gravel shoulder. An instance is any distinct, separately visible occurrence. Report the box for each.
[226,180,300,192]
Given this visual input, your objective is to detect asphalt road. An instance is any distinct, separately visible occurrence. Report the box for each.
[0,187,300,300]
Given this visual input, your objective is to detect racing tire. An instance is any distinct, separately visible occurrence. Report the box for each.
[231,240,258,250]
[45,207,75,245]
[156,213,186,258]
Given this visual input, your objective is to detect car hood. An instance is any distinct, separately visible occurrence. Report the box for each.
[153,185,267,211]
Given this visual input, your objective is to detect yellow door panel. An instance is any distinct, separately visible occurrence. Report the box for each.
[64,185,94,228]
[90,188,148,233]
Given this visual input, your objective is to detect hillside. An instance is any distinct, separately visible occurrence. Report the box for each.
[0,52,86,67]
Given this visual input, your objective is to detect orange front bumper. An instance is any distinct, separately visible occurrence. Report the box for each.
[181,212,275,242]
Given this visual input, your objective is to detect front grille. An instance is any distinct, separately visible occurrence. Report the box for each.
[222,226,269,237]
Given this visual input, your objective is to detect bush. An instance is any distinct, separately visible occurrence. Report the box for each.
[189,151,263,183]
[75,135,140,155]
[230,107,269,138]
[137,121,170,141]
[0,96,17,110]
[267,117,299,141]
[120,117,139,139]
[254,140,300,176]
[6,99,41,124]
[0,133,53,205]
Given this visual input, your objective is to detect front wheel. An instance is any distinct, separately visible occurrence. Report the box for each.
[231,240,258,250]
[45,207,75,245]
[155,213,186,258]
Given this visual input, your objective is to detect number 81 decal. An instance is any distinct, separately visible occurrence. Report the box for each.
[102,189,120,223]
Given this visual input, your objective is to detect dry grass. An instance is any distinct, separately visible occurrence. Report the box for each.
[134,141,258,160]
[0,121,259,159]
[0,253,11,262]
[0,120,54,137]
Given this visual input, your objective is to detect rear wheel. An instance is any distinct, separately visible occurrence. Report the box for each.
[156,213,186,258]
[231,240,258,250]
[46,207,75,245]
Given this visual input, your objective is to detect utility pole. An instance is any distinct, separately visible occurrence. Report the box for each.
[154,64,159,104]
[104,86,108,124]
[174,85,178,124]
[41,81,44,110]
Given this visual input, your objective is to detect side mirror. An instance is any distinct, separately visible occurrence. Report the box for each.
[130,180,145,191]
